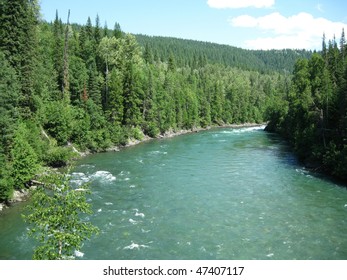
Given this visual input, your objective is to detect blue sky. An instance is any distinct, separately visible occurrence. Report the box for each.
[40,0,347,50]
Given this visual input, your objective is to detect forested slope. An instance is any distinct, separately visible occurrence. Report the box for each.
[0,0,318,203]
[135,34,312,73]
[266,31,347,181]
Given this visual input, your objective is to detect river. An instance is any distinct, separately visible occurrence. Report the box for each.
[1,126,346,259]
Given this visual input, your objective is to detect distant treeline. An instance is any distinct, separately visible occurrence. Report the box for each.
[135,34,312,73]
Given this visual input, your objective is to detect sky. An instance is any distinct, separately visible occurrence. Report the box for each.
[40,0,347,50]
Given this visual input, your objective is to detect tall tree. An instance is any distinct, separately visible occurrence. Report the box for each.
[0,0,39,116]
[99,36,124,110]
[113,22,122,38]
[0,51,20,154]
[62,10,71,102]
[85,16,93,40]
[0,51,20,201]
[94,14,102,46]
[53,10,64,95]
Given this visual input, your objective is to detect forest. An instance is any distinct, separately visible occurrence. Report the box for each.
[266,30,347,181]
[0,0,344,204]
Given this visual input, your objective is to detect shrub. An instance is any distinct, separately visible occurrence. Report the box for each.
[11,124,40,189]
[43,146,75,168]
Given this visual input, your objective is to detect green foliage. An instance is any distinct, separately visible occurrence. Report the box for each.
[35,16,304,154]
[131,126,145,141]
[69,107,91,150]
[42,101,72,145]
[0,0,40,116]
[0,152,14,201]
[108,124,128,146]
[0,51,20,155]
[22,170,99,259]
[135,35,312,73]
[143,122,160,138]
[43,146,76,168]
[265,98,289,133]
[267,31,347,180]
[10,123,40,189]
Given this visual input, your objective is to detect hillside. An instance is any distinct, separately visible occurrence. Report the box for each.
[135,34,312,73]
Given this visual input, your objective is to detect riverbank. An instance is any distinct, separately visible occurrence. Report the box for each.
[122,123,266,148]
[98,123,266,153]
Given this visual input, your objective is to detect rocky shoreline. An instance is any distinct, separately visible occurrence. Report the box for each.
[118,123,266,149]
[0,188,34,212]
[0,123,265,213]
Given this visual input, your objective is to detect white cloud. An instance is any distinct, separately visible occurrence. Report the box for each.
[231,15,258,27]
[207,0,275,9]
[245,35,314,50]
[229,12,347,49]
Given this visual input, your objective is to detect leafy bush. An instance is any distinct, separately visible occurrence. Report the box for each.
[43,146,76,168]
[132,127,145,141]
[0,155,14,202]
[10,124,40,189]
[42,101,72,145]
[143,122,160,138]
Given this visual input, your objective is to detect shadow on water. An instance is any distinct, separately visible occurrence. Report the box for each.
[264,132,347,189]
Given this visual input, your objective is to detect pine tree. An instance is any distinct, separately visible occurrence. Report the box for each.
[143,43,153,64]
[62,10,71,102]
[94,15,103,72]
[53,10,64,95]
[69,55,88,104]
[0,151,13,201]
[88,60,102,107]
[0,51,20,154]
[103,21,109,38]
[168,52,176,72]
[0,0,39,116]
[94,14,102,46]
[122,62,143,127]
[322,33,327,62]
[113,22,122,38]
[85,17,93,40]
[99,36,124,110]
[107,68,124,124]
[211,80,224,124]
[340,29,346,62]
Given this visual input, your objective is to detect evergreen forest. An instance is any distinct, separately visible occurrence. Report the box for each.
[0,0,345,204]
[266,31,347,181]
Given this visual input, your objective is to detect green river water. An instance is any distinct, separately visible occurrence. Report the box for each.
[1,126,347,260]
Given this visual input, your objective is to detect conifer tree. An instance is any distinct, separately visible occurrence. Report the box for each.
[62,10,71,101]
[94,14,102,46]
[53,10,64,94]
[113,22,122,38]
[0,0,39,116]
[0,51,20,154]
[107,68,124,123]
[85,17,93,40]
